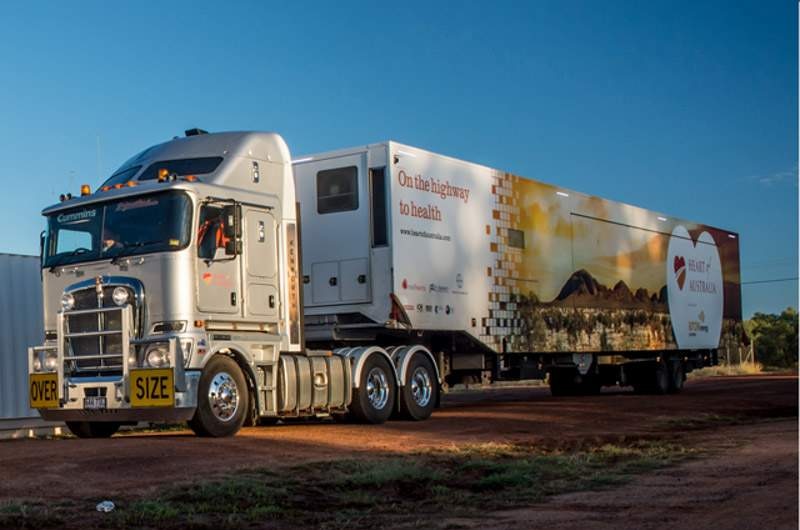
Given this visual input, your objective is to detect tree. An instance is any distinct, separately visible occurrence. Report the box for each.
[746,308,798,368]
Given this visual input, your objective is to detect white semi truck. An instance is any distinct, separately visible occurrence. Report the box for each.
[28,130,743,437]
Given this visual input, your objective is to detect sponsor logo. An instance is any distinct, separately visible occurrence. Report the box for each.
[57,209,97,224]
[666,226,723,349]
[456,273,464,289]
[673,256,686,290]
[429,283,449,294]
[446,305,452,315]
[402,278,426,292]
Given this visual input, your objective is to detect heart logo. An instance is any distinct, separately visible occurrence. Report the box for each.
[666,226,724,350]
[673,255,686,290]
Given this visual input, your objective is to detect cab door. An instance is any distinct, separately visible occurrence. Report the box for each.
[297,152,371,306]
[196,203,241,315]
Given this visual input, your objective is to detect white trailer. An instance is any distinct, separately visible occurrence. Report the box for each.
[294,141,742,391]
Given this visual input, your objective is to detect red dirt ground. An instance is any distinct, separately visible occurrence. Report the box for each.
[0,374,796,528]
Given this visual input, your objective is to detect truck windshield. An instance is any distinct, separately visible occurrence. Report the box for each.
[43,191,192,268]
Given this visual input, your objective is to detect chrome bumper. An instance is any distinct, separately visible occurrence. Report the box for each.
[29,304,201,422]
[37,371,200,422]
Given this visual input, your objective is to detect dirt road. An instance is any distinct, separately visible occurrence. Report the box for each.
[0,374,796,525]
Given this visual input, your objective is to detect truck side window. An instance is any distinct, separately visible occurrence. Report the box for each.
[197,205,226,260]
[317,166,358,214]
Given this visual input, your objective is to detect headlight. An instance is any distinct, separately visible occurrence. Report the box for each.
[61,293,75,311]
[145,344,170,368]
[112,286,130,306]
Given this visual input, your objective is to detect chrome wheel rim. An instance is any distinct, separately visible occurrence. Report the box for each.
[366,367,390,410]
[208,371,239,422]
[410,366,432,407]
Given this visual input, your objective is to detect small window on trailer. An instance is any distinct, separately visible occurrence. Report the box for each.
[317,166,359,214]
[370,167,388,246]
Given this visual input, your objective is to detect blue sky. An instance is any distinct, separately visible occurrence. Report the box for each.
[0,1,795,317]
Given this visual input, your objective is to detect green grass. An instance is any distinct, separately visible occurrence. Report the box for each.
[0,440,694,529]
[94,440,692,529]
[0,502,64,528]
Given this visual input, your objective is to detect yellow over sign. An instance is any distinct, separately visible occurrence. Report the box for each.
[130,368,174,407]
[29,373,59,408]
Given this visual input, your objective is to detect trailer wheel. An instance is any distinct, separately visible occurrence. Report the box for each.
[188,355,248,437]
[349,354,396,424]
[65,421,120,438]
[633,360,670,395]
[667,361,685,393]
[399,354,438,421]
[549,369,578,396]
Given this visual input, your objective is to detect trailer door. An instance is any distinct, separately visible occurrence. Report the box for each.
[298,153,371,306]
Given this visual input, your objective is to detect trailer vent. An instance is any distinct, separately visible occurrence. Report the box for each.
[185,128,209,137]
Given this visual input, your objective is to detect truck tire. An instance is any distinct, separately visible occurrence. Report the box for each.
[65,421,120,438]
[633,360,670,395]
[399,354,438,421]
[349,353,396,424]
[189,355,248,437]
[549,369,578,396]
[667,360,685,393]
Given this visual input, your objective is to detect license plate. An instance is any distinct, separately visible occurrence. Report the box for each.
[84,396,107,409]
[130,368,174,407]
[29,373,59,409]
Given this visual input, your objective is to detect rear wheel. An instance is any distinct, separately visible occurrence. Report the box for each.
[349,354,396,424]
[632,360,670,395]
[549,368,579,396]
[189,355,248,437]
[399,354,438,420]
[65,421,120,438]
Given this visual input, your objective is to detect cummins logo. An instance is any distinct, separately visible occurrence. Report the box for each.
[57,209,96,224]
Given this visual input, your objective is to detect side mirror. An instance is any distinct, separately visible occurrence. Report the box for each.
[222,204,242,256]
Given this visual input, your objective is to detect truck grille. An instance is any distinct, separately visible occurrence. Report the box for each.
[64,285,137,375]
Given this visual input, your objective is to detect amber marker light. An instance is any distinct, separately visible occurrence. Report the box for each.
[114,183,124,189]
[80,184,91,196]
[101,185,111,192]
[126,180,138,187]
[157,168,169,182]
[184,175,198,182]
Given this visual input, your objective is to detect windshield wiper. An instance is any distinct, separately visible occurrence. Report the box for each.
[109,240,166,265]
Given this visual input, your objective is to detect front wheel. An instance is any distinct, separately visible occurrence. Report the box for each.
[349,354,396,424]
[399,354,438,420]
[65,421,120,438]
[189,355,248,437]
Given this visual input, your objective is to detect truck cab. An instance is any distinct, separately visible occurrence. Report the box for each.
[29,131,440,437]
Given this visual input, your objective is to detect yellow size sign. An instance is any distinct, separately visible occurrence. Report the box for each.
[130,368,174,407]
[29,373,59,408]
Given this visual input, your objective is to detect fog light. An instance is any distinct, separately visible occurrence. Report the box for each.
[44,351,58,371]
[145,344,170,368]
[112,286,130,306]
[61,293,75,311]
